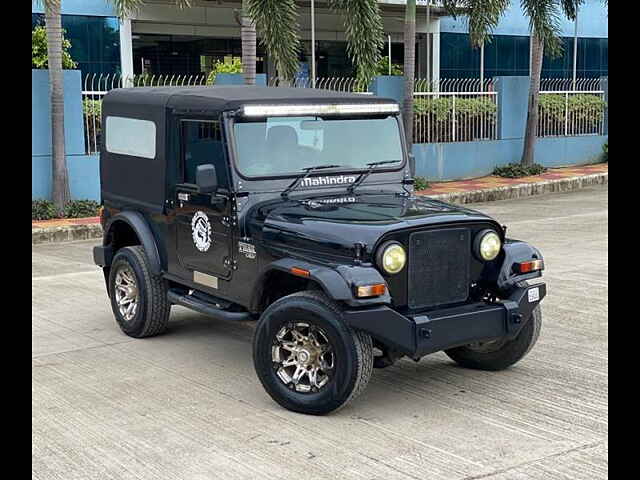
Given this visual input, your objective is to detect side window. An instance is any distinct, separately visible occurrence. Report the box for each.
[106,116,156,159]
[180,120,230,188]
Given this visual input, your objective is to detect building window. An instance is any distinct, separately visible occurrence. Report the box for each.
[32,13,121,76]
[440,32,608,79]
[106,117,156,159]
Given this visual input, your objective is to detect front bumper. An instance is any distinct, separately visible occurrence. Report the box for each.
[343,283,546,358]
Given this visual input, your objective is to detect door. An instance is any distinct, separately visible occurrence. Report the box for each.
[174,119,233,281]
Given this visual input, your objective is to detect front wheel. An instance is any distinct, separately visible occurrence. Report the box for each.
[253,291,374,415]
[445,305,542,371]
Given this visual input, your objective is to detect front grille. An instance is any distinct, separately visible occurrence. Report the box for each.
[408,228,470,309]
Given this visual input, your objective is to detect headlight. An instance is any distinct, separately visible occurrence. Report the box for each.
[475,230,502,261]
[377,242,406,275]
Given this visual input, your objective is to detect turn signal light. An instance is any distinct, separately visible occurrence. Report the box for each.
[355,284,387,298]
[516,259,544,273]
[290,267,310,277]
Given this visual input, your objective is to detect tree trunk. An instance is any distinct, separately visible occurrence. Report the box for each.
[521,30,544,166]
[241,0,257,85]
[403,0,416,149]
[45,2,70,214]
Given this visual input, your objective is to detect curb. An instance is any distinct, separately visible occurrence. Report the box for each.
[32,172,608,245]
[32,223,103,246]
[421,171,608,205]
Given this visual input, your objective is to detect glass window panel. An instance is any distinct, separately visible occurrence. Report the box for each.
[106,117,156,159]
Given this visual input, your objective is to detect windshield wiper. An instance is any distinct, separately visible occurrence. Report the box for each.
[281,164,344,198]
[347,160,399,194]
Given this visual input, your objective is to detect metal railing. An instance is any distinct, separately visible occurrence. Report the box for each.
[82,73,212,153]
[413,78,497,144]
[268,76,371,93]
[538,78,606,137]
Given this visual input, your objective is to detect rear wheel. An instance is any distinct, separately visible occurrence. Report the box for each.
[445,305,541,371]
[253,291,374,415]
[108,246,170,338]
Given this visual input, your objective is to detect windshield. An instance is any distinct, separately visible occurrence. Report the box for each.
[233,115,403,178]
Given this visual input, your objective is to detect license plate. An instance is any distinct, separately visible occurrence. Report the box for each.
[528,287,540,303]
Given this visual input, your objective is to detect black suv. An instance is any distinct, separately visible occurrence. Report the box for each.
[94,86,546,415]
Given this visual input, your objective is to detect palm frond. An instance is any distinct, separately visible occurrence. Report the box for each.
[246,0,301,81]
[328,0,385,83]
[521,0,563,57]
[558,0,583,20]
[107,0,192,18]
[441,1,509,48]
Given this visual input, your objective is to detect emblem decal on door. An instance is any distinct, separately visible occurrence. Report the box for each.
[191,211,212,252]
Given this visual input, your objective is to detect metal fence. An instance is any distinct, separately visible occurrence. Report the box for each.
[538,78,606,137]
[82,73,374,153]
[413,78,498,144]
[268,76,371,93]
[82,73,212,153]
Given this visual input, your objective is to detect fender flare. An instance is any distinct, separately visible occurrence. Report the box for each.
[252,258,391,311]
[104,211,163,276]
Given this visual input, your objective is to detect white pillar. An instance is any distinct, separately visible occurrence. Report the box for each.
[431,25,440,90]
[311,0,316,87]
[119,18,134,87]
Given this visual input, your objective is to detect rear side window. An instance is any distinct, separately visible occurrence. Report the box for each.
[105,116,156,159]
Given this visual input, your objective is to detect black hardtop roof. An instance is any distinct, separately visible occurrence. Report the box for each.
[103,85,397,113]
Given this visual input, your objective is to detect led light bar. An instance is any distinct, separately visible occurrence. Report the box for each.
[242,103,400,117]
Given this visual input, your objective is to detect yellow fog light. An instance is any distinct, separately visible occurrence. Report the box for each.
[377,242,407,275]
[476,230,502,261]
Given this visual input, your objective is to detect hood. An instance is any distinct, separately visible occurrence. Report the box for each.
[246,191,500,261]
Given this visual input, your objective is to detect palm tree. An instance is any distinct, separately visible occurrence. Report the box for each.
[240,0,257,85]
[40,0,70,213]
[403,0,416,147]
[246,0,384,84]
[441,0,583,166]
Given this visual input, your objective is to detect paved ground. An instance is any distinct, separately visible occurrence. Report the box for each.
[32,185,608,480]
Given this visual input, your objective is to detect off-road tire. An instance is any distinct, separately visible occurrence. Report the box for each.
[445,305,542,371]
[253,291,374,415]
[108,246,170,338]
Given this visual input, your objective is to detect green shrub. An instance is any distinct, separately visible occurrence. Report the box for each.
[32,25,77,70]
[602,141,608,162]
[413,176,430,191]
[374,56,403,76]
[63,200,101,218]
[413,96,497,121]
[83,99,102,150]
[538,93,606,123]
[493,163,547,178]
[206,58,243,85]
[32,200,59,220]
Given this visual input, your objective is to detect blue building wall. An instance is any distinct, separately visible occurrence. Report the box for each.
[412,136,607,181]
[32,0,115,16]
[32,69,101,201]
[440,0,608,38]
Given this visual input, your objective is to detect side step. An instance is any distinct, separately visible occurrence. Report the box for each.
[167,290,251,322]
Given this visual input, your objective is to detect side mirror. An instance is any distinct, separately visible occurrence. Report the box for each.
[408,153,416,178]
[196,164,218,194]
